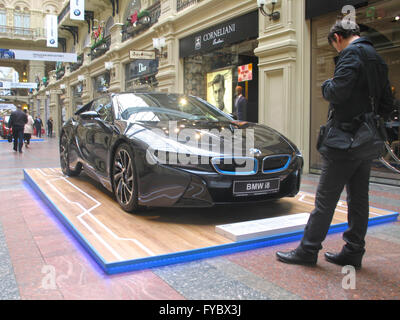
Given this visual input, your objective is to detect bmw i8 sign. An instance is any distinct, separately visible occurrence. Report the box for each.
[70,0,84,21]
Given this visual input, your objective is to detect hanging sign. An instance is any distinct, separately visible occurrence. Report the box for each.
[130,50,156,60]
[46,15,58,47]
[238,63,253,82]
[70,0,85,21]
[0,82,38,89]
[179,11,258,58]
[0,48,77,62]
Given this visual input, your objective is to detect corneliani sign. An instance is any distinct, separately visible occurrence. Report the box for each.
[179,11,258,58]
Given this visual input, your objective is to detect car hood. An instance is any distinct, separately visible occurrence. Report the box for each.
[122,120,297,158]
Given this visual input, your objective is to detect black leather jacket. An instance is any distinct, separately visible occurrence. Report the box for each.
[322,37,393,123]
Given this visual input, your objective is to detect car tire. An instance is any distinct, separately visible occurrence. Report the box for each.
[60,133,82,176]
[112,143,140,213]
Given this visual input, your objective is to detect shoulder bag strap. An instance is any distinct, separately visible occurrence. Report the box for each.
[356,44,377,114]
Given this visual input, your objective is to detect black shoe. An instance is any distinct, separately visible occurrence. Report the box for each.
[276,249,317,266]
[324,251,363,270]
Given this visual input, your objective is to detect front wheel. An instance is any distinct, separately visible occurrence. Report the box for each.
[112,143,140,212]
[60,133,82,176]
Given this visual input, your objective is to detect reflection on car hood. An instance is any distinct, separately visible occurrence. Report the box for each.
[122,120,296,157]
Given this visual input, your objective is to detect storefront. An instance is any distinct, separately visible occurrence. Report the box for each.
[125,58,159,91]
[307,0,400,183]
[179,10,259,122]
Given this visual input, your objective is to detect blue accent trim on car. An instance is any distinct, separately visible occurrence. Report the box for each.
[211,157,258,176]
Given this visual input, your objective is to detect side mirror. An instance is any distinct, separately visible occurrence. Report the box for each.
[80,111,99,120]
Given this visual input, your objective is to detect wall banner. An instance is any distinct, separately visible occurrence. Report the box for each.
[0,81,38,89]
[70,0,85,21]
[0,48,77,63]
[46,15,58,48]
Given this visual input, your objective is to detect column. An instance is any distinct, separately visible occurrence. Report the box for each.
[254,0,311,172]
[28,60,45,84]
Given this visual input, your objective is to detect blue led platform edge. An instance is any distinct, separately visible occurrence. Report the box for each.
[24,169,399,275]
[0,138,45,143]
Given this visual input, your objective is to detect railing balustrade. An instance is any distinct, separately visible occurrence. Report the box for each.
[177,0,200,12]
[121,1,161,42]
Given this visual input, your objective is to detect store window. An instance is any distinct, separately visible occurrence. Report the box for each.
[183,41,259,122]
[93,73,110,98]
[180,11,259,122]
[310,0,400,182]
[125,59,159,91]
[72,83,84,112]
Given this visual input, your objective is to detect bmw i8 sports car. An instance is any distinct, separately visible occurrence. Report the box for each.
[60,92,303,212]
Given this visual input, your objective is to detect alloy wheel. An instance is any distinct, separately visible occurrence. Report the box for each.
[113,148,134,206]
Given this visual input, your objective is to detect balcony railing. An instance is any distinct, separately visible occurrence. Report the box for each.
[90,35,111,60]
[69,53,84,72]
[122,1,161,42]
[56,66,65,80]
[177,0,201,12]
[0,26,47,40]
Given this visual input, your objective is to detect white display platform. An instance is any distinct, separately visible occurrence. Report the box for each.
[216,213,311,241]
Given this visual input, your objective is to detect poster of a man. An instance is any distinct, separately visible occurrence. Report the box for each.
[207,68,232,114]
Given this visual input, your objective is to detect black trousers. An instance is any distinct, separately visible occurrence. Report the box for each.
[24,133,32,145]
[12,126,24,152]
[35,126,41,137]
[299,156,372,256]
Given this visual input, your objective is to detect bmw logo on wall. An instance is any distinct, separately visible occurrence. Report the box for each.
[74,9,81,17]
[50,39,55,44]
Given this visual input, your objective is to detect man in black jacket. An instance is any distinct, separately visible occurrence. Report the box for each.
[8,105,28,153]
[276,21,394,269]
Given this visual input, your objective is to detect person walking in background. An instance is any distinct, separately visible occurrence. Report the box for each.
[47,117,53,138]
[234,86,247,121]
[23,109,34,147]
[8,105,27,153]
[275,21,393,269]
[34,115,43,138]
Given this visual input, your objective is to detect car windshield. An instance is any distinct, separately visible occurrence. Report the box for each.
[115,93,232,122]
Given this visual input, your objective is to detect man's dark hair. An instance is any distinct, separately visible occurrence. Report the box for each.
[212,74,225,89]
[327,20,361,45]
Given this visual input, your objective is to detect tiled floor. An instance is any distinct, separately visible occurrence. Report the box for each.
[0,138,399,300]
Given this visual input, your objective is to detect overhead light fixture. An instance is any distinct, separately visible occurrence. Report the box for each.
[152,37,167,59]
[257,0,280,21]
